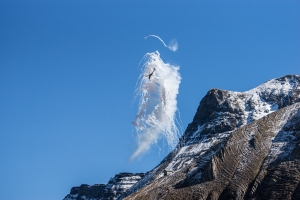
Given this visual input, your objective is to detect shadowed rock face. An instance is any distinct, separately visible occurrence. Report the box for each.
[63,75,300,200]
[65,184,106,200]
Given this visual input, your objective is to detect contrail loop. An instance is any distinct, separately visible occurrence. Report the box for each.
[145,35,169,48]
[145,35,178,52]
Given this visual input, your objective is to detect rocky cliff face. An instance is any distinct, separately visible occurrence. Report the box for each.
[64,75,300,200]
[63,173,144,200]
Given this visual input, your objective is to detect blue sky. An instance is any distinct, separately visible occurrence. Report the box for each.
[0,1,299,199]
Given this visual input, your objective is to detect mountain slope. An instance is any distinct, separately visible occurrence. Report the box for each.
[126,101,300,200]
[124,75,300,199]
[63,75,300,200]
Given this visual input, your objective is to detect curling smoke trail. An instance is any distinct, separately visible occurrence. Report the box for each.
[145,35,178,52]
[130,51,181,160]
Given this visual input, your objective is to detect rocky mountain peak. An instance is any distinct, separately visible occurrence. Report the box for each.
[182,74,300,146]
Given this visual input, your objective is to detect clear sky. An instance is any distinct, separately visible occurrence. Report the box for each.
[0,1,299,199]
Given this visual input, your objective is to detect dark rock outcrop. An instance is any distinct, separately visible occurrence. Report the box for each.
[65,184,106,200]
[63,173,144,200]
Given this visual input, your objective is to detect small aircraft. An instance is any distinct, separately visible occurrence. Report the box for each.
[145,68,156,80]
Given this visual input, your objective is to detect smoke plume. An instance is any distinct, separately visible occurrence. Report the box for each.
[130,51,181,160]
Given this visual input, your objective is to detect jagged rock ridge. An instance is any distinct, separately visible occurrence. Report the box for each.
[63,173,144,200]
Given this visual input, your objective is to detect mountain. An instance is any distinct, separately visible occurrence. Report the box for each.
[64,74,300,200]
[63,173,144,200]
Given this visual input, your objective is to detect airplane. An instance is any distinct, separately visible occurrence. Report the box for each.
[145,68,156,80]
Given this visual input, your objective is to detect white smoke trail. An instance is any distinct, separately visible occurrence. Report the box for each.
[130,51,181,161]
[145,35,178,52]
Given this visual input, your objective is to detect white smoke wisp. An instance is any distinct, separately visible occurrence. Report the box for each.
[130,51,181,161]
[145,35,178,52]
